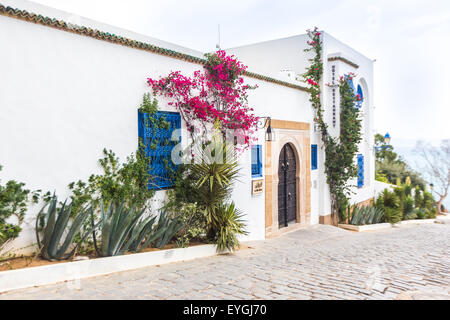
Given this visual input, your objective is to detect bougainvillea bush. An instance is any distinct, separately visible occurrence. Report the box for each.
[147,50,258,151]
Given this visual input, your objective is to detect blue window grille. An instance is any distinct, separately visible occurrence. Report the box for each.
[251,145,263,178]
[138,110,181,190]
[311,144,318,170]
[357,154,364,188]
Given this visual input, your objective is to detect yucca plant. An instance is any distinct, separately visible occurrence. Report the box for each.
[92,201,150,257]
[189,138,240,236]
[214,202,247,252]
[36,196,93,261]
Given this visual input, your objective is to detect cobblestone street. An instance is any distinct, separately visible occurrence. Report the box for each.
[1,223,449,300]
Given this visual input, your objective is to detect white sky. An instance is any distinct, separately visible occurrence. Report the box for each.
[30,0,450,147]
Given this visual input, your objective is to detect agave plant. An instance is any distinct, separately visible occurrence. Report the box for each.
[36,196,92,261]
[127,211,184,252]
[92,201,150,257]
[349,205,384,226]
[152,211,185,249]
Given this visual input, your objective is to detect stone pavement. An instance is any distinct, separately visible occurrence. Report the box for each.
[1,223,449,300]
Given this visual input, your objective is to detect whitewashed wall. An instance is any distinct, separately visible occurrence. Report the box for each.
[229,31,377,219]
[0,0,378,256]
[322,33,376,206]
[0,1,315,255]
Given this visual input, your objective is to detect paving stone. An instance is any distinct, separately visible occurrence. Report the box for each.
[1,224,449,300]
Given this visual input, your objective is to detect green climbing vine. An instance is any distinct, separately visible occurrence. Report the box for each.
[303,27,363,224]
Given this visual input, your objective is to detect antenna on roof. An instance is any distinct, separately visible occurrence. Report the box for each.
[216,24,221,50]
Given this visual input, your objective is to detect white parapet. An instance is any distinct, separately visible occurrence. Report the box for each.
[0,244,222,293]
[338,223,392,232]
[395,219,436,226]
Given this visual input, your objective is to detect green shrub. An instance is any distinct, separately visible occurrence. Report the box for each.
[375,189,403,223]
[403,184,412,197]
[375,172,390,183]
[404,195,414,217]
[188,138,243,242]
[68,149,154,216]
[426,210,436,219]
[214,202,247,252]
[422,191,434,213]
[0,165,40,252]
[163,190,207,248]
[413,208,427,220]
[138,93,158,114]
[414,186,424,208]
[375,189,400,209]
[166,133,246,251]
[384,207,403,224]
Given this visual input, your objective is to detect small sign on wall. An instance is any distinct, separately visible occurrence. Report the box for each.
[252,179,264,195]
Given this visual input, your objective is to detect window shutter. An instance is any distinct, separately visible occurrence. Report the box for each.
[311,144,318,170]
[356,84,364,109]
[357,154,364,188]
[251,145,263,177]
[138,110,181,190]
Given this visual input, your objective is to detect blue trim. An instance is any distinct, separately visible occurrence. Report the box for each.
[311,144,318,170]
[356,84,363,109]
[138,110,181,190]
[357,154,364,188]
[345,75,356,93]
[251,145,263,178]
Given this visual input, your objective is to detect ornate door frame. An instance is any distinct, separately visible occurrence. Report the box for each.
[264,120,311,237]
[278,143,297,228]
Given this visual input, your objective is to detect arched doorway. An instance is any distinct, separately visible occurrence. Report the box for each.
[278,143,297,228]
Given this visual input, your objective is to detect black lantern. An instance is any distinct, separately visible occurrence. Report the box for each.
[256,116,274,141]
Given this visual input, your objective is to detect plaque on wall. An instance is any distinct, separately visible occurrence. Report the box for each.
[252,179,264,195]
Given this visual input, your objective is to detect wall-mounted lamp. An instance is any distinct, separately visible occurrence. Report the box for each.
[256,116,274,141]
[374,132,392,151]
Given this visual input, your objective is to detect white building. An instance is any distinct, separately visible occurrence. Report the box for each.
[0,0,378,254]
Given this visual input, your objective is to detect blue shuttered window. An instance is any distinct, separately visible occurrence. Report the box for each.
[311,144,318,170]
[346,75,356,93]
[251,145,262,178]
[138,111,181,190]
[356,84,364,109]
[357,154,364,188]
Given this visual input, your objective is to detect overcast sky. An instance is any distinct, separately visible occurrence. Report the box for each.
[31,0,450,147]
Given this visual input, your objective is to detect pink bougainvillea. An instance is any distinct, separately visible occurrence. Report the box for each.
[147,50,258,150]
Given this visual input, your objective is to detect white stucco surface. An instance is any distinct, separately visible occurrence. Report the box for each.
[0,0,378,255]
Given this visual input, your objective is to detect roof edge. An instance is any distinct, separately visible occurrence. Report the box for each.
[0,3,308,92]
